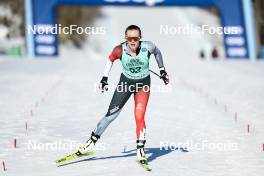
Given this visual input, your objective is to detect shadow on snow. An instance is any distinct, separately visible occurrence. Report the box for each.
[57,146,188,167]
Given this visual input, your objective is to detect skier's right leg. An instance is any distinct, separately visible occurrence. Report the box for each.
[78,74,132,154]
[76,131,100,156]
[93,87,132,137]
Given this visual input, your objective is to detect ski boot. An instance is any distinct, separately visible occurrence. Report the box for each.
[136,140,151,171]
[136,140,147,162]
[76,132,100,156]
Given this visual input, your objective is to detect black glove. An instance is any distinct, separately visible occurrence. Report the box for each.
[99,76,108,92]
[160,69,169,85]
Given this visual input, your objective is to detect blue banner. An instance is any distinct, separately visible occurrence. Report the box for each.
[31,0,250,58]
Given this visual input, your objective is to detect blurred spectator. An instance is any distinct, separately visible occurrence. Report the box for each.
[211,46,219,59]
[200,50,205,59]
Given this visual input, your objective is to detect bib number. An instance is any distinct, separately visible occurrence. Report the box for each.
[129,67,141,73]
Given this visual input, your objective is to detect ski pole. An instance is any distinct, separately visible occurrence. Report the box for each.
[149,69,161,78]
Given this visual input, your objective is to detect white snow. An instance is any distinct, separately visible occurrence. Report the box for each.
[0,7,264,176]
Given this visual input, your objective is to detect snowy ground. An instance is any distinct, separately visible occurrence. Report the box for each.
[1,7,264,176]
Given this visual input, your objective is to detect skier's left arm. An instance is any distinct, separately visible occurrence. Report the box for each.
[147,41,169,85]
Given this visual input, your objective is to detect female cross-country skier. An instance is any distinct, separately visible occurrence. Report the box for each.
[77,25,169,164]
